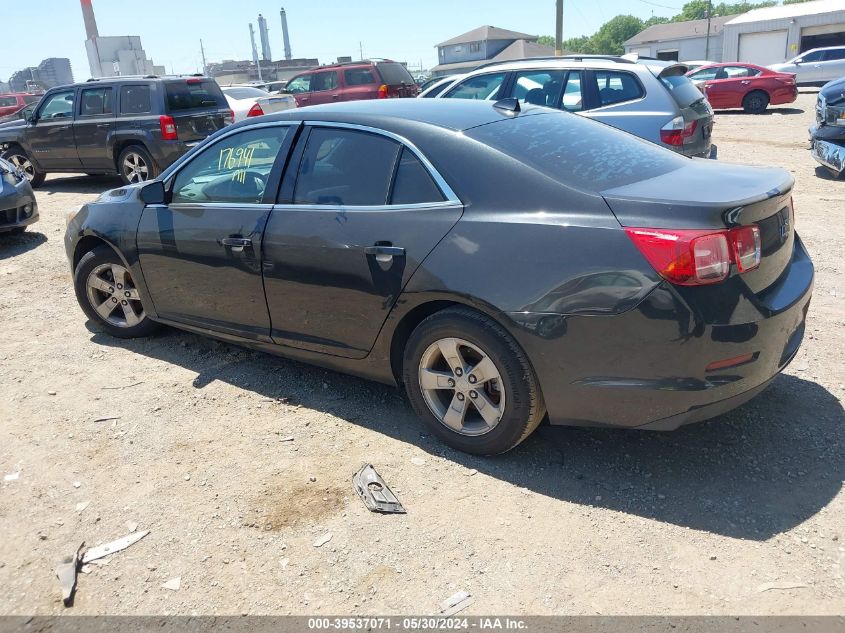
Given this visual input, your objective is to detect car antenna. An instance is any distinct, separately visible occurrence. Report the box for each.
[493,98,521,114]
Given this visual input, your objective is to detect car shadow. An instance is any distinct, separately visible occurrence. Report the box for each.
[38,174,122,196]
[89,326,844,541]
[714,107,805,116]
[814,165,842,180]
[0,230,47,260]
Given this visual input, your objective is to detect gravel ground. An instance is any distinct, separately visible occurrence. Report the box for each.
[0,91,842,615]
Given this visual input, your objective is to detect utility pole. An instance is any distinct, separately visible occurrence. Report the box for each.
[359,41,364,61]
[704,0,713,60]
[200,39,207,75]
[555,0,564,56]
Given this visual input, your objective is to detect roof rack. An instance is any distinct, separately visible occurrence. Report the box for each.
[472,54,636,72]
[320,58,395,68]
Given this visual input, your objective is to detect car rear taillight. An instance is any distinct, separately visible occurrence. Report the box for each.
[377,84,389,99]
[159,115,178,141]
[660,116,698,146]
[247,103,264,117]
[625,225,761,286]
[776,75,796,85]
[224,109,235,125]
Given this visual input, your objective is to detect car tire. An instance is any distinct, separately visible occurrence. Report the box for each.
[117,145,158,185]
[73,245,160,339]
[742,91,769,114]
[1,147,45,187]
[402,307,545,455]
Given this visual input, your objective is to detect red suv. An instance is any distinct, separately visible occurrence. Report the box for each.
[284,59,419,107]
[0,93,42,118]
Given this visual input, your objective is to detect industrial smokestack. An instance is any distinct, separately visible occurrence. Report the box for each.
[257,13,272,62]
[280,8,292,61]
[249,23,264,81]
[80,0,99,40]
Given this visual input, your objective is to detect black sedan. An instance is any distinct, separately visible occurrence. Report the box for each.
[65,99,813,455]
[0,156,38,234]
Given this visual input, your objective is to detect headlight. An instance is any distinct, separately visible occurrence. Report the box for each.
[826,105,845,126]
[66,205,84,227]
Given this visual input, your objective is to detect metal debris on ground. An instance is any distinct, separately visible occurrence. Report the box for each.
[353,464,406,514]
[4,471,20,482]
[102,381,144,390]
[313,533,333,548]
[161,576,181,591]
[82,530,150,564]
[439,590,474,616]
[757,582,809,592]
[125,521,139,533]
[56,542,84,607]
[75,501,90,513]
[92,416,121,423]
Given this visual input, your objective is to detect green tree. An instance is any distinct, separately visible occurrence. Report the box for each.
[537,35,556,48]
[590,15,645,54]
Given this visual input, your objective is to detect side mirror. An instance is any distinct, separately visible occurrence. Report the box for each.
[24,109,36,123]
[140,180,166,205]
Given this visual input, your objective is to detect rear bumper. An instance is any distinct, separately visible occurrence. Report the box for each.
[511,237,813,430]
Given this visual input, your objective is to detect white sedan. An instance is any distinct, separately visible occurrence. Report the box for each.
[221,86,296,122]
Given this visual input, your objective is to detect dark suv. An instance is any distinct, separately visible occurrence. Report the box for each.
[0,76,233,187]
[284,59,419,107]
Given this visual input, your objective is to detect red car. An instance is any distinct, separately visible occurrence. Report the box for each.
[0,93,42,118]
[686,63,797,114]
[284,59,419,107]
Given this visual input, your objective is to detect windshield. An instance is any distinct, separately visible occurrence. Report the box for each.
[468,111,686,190]
[659,74,705,108]
[223,87,270,99]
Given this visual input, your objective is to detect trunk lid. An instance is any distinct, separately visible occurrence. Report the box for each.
[164,79,230,142]
[602,161,795,294]
[257,94,297,114]
[375,62,419,97]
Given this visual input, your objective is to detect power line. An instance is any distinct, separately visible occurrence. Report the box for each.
[633,0,684,10]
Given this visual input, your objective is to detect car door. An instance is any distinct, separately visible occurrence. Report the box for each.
[818,48,845,83]
[74,86,114,170]
[262,124,463,358]
[303,70,342,105]
[342,67,379,101]
[286,73,312,107]
[136,123,296,340]
[794,50,825,83]
[28,89,81,169]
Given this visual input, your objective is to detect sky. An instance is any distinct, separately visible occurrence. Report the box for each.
[0,0,686,82]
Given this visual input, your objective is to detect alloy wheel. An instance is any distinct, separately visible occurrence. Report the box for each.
[418,337,506,436]
[85,263,145,328]
[122,152,149,183]
[7,153,35,181]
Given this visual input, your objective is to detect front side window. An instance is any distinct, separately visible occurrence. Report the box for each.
[689,67,719,81]
[310,72,338,92]
[594,71,644,107]
[171,127,290,204]
[38,91,74,119]
[344,69,376,86]
[444,73,507,100]
[80,87,113,116]
[798,50,824,62]
[390,148,446,205]
[294,128,400,206]
[723,66,761,78]
[120,85,152,114]
[286,75,312,93]
[511,70,567,107]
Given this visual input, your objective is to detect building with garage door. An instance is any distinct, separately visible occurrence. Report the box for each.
[624,15,737,62]
[722,0,845,66]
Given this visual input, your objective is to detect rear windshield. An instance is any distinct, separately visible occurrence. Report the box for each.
[376,62,414,85]
[467,111,686,190]
[659,74,705,108]
[223,87,269,99]
[165,80,226,111]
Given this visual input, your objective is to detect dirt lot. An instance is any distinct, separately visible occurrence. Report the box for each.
[0,91,843,616]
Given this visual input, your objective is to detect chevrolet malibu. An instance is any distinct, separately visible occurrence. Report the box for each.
[64,99,813,455]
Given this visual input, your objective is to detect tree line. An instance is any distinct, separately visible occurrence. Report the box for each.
[537,0,814,55]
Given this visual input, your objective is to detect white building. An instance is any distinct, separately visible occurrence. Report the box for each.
[85,36,163,78]
[722,0,845,65]
[625,15,737,62]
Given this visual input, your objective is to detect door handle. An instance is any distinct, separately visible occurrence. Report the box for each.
[219,236,252,251]
[741,80,750,85]
[364,244,405,264]
[332,94,340,100]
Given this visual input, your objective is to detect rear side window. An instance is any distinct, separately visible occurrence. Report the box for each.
[344,68,376,86]
[376,62,415,85]
[165,80,226,111]
[823,49,845,61]
[79,87,112,116]
[294,128,400,206]
[445,73,507,100]
[120,85,152,114]
[390,148,445,205]
[594,71,644,106]
[311,72,338,92]
[0,96,16,107]
[659,74,705,108]
[467,111,686,190]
